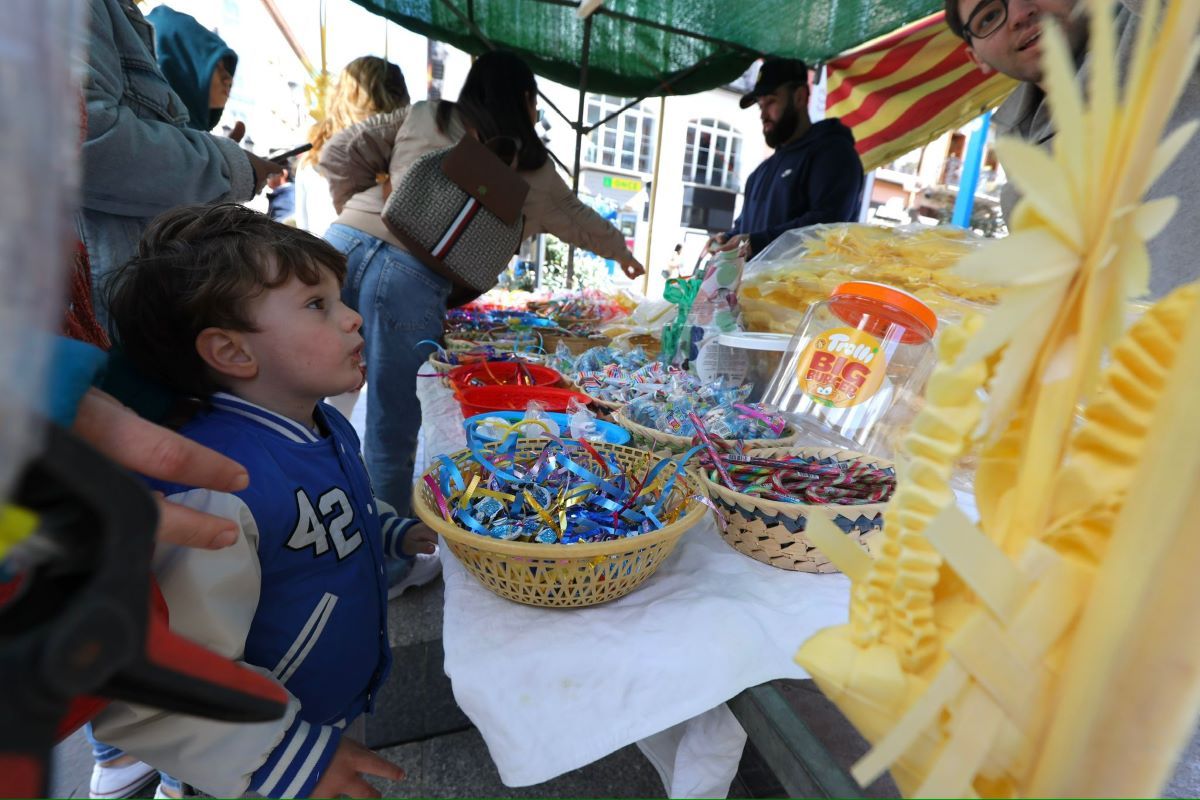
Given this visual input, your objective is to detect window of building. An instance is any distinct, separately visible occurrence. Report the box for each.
[583,95,656,174]
[683,119,742,190]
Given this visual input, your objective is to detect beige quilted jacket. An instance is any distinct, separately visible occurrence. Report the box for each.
[319,101,632,263]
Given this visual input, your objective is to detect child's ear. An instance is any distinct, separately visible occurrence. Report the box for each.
[196,327,258,380]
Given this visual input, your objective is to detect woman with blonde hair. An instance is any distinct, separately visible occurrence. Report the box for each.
[292,55,409,235]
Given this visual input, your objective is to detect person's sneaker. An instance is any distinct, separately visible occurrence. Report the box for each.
[386,548,442,600]
[89,759,157,799]
[152,782,181,799]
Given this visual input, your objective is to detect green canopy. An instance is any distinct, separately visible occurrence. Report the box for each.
[349,0,942,97]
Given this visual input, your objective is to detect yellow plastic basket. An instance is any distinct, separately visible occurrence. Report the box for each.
[412,439,707,607]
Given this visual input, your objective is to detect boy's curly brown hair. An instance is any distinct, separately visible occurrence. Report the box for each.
[105,203,347,399]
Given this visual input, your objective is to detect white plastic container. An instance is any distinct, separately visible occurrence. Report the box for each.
[716,332,791,402]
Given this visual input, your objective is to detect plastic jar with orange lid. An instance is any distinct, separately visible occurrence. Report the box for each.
[760,281,938,457]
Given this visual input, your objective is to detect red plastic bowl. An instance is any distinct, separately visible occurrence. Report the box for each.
[456,386,593,418]
[449,361,561,390]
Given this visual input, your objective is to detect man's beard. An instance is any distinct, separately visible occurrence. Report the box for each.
[764,96,799,148]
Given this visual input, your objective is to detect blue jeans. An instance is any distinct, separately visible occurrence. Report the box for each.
[324,224,450,515]
[85,723,182,794]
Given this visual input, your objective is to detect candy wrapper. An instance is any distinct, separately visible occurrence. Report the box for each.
[602,296,674,350]
[551,341,576,374]
[519,401,558,437]
[422,340,544,366]
[699,449,896,506]
[623,378,779,440]
[566,398,601,442]
[577,360,689,405]
[424,437,701,544]
[700,403,788,441]
[528,289,629,324]
[445,308,557,333]
[473,401,563,443]
[573,345,650,373]
[556,344,651,375]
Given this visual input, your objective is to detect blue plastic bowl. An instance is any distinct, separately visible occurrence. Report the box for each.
[463,410,631,450]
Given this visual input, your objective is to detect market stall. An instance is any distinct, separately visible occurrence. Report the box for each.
[391,2,1200,793]
[407,228,987,795]
[7,0,1199,795]
[414,374,856,795]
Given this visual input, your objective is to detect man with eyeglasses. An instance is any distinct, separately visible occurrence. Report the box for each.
[946,0,1200,297]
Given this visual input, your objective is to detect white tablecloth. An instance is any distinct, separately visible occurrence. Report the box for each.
[416,379,852,795]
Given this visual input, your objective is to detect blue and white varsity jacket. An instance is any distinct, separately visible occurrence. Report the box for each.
[92,393,418,797]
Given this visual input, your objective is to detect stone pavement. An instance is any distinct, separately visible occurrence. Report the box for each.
[47,563,1200,799]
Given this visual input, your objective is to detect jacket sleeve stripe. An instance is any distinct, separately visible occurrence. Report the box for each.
[254,717,311,796]
[281,726,335,798]
[382,517,417,560]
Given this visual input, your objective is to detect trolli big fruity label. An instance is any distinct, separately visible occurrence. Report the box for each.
[796,327,886,408]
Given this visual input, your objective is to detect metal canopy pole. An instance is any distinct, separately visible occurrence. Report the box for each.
[566,14,593,288]
[641,94,668,296]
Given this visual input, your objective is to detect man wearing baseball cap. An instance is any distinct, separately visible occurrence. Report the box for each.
[715,58,864,258]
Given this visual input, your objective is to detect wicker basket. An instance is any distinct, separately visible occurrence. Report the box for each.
[425,353,457,387]
[585,394,623,415]
[556,315,604,330]
[698,446,892,573]
[623,333,661,357]
[413,439,707,607]
[611,410,800,457]
[444,335,506,352]
[541,332,611,356]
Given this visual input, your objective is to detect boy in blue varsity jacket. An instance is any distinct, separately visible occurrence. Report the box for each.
[91,203,434,798]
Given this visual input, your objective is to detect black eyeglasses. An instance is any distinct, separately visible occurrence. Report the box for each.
[963,0,1007,41]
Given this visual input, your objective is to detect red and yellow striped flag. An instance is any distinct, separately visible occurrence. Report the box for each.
[825,13,1018,172]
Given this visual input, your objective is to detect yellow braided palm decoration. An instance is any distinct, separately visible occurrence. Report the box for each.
[795,0,1200,795]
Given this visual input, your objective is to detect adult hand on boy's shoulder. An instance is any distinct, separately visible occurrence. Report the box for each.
[72,388,249,550]
[402,522,438,556]
[311,736,405,798]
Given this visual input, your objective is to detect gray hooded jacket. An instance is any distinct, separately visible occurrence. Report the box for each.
[995,0,1200,298]
[76,0,254,325]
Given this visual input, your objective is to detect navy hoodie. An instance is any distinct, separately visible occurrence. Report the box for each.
[727,119,864,254]
[147,5,237,131]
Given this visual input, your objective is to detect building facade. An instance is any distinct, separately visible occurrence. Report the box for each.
[137,1,1003,296]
